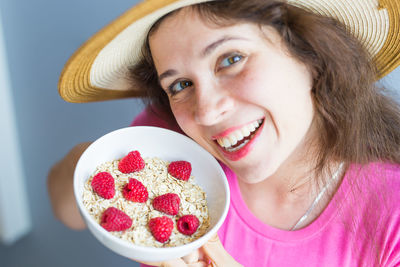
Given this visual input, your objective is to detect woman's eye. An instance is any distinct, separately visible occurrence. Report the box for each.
[220,54,243,68]
[169,80,193,95]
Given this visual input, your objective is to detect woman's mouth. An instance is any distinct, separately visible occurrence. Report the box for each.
[213,118,264,160]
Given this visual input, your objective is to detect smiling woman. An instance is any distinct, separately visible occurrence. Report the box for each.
[51,0,400,266]
[149,12,315,176]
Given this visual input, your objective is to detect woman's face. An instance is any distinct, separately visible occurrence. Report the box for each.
[149,9,315,184]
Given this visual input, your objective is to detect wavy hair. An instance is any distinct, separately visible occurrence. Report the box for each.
[129,1,400,264]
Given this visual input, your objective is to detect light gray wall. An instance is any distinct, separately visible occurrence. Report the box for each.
[0,0,399,267]
[380,67,400,103]
[0,0,142,266]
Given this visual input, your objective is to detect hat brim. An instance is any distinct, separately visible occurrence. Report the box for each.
[59,0,400,103]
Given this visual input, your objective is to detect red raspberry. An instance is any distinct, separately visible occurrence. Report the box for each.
[168,161,192,181]
[177,215,200,235]
[91,172,115,199]
[148,216,174,243]
[122,178,148,202]
[152,193,180,215]
[100,207,132,232]
[118,151,145,173]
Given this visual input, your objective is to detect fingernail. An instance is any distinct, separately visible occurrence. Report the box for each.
[208,234,219,243]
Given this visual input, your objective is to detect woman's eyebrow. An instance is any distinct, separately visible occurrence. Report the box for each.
[159,69,178,84]
[201,36,246,57]
[158,36,247,83]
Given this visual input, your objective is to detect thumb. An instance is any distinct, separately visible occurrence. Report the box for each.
[201,234,243,267]
[136,257,188,267]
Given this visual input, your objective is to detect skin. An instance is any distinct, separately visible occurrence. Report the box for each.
[151,9,315,185]
[138,8,345,265]
[48,7,343,267]
[47,143,240,266]
[47,142,90,230]
[150,8,326,232]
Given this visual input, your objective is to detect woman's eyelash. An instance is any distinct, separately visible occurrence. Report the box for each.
[167,80,193,95]
[218,53,244,69]
[166,53,245,96]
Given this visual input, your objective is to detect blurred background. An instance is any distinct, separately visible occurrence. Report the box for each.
[0,0,142,266]
[0,0,399,267]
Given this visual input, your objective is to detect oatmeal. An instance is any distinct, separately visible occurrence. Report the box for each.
[82,156,210,247]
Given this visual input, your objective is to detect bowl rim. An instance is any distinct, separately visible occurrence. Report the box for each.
[73,126,230,255]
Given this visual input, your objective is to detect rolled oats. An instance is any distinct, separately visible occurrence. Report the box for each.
[83,157,210,247]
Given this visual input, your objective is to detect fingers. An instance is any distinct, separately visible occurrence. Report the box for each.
[187,261,207,267]
[182,250,199,263]
[201,234,243,267]
[160,259,188,267]
[182,250,208,267]
[137,258,187,267]
[135,237,238,267]
[136,259,206,267]
[136,250,205,267]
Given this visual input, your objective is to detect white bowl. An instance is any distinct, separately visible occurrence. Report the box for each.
[74,126,230,262]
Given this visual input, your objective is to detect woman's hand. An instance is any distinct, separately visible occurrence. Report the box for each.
[137,234,243,267]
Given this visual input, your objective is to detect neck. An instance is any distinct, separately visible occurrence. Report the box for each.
[238,156,315,207]
[237,157,344,230]
[235,122,344,229]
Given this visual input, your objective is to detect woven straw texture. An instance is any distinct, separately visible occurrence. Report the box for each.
[58,0,400,103]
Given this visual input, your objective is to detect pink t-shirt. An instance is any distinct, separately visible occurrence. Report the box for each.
[133,107,400,267]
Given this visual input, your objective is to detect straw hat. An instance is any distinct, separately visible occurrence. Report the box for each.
[59,0,400,103]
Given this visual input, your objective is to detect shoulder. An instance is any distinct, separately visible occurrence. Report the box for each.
[370,163,400,266]
[344,162,400,265]
[342,162,400,222]
[130,106,183,133]
[366,161,400,176]
[350,162,400,205]
[349,161,400,190]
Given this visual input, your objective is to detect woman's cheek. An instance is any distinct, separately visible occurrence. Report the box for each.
[172,107,194,133]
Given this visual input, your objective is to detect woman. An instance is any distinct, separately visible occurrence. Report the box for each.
[49,0,400,266]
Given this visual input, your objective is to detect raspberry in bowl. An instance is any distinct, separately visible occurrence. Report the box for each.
[74,126,230,262]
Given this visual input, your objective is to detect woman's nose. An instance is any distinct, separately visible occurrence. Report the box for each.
[193,83,234,126]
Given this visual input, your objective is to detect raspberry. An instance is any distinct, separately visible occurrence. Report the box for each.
[118,151,145,173]
[148,216,174,243]
[168,160,192,181]
[91,172,115,199]
[100,207,132,232]
[152,193,180,215]
[122,178,148,202]
[177,215,199,235]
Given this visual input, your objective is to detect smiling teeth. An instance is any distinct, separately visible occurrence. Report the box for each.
[216,119,263,149]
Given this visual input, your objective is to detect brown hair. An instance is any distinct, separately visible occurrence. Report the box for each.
[131,0,400,166]
[129,0,400,264]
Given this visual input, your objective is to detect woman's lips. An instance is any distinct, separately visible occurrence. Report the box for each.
[213,118,265,161]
